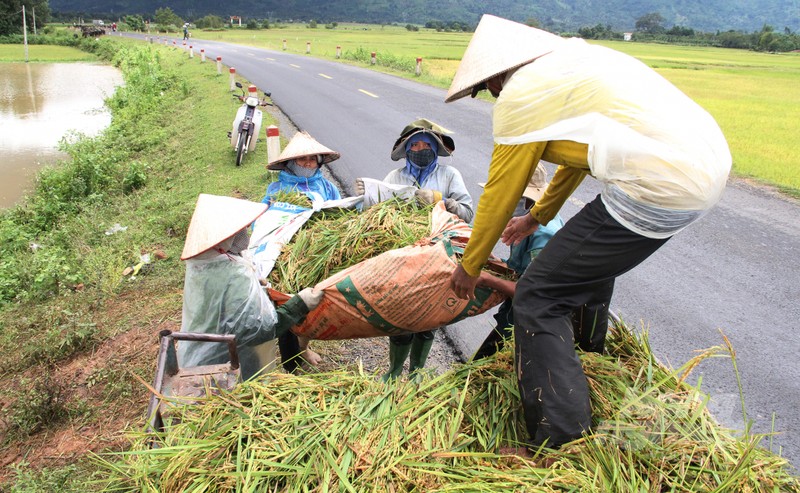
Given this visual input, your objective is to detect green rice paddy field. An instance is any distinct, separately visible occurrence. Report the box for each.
[188,23,800,196]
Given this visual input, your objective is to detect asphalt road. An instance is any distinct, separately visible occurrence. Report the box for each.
[129,34,800,468]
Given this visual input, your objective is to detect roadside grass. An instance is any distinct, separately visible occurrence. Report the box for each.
[0,38,280,488]
[185,26,800,197]
[0,44,98,62]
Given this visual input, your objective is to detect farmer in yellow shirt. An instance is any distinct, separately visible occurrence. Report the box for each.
[447,15,731,449]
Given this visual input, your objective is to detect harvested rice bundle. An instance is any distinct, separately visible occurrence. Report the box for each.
[98,324,800,492]
[269,198,431,293]
[268,188,313,208]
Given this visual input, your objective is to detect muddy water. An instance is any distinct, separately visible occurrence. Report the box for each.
[0,62,123,208]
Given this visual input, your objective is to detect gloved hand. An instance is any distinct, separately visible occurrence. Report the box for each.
[444,198,459,215]
[297,287,324,311]
[415,189,443,205]
[355,178,365,196]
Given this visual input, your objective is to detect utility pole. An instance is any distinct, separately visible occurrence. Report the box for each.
[32,6,37,35]
[22,5,29,62]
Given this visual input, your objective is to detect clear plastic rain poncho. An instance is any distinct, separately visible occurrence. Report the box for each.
[178,253,279,379]
[493,38,732,238]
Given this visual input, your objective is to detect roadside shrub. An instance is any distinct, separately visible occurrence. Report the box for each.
[342,47,416,73]
[15,309,99,367]
[7,461,81,493]
[123,161,149,193]
[2,374,71,438]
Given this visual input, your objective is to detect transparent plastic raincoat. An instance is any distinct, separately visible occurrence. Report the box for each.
[177,253,287,380]
[493,39,731,238]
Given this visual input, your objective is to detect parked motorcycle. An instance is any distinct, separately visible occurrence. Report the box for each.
[229,82,272,166]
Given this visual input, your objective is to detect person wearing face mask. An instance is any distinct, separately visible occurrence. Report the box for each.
[262,131,343,372]
[355,119,473,381]
[263,131,342,206]
[177,194,322,381]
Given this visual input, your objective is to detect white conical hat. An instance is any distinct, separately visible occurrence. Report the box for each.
[180,194,267,260]
[445,15,566,103]
[267,131,341,170]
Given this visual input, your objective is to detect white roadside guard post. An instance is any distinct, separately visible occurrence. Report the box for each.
[189,45,194,58]
[266,126,281,164]
[216,56,223,75]
[416,57,422,76]
[371,52,377,65]
[230,67,236,91]
[282,39,287,50]
[200,49,205,62]
[306,41,311,54]
[336,45,341,59]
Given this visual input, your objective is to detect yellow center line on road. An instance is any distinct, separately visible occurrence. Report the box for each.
[318,73,332,79]
[290,64,301,68]
[359,89,379,98]
[265,57,275,61]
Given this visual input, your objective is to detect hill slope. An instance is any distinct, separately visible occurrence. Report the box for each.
[51,0,800,33]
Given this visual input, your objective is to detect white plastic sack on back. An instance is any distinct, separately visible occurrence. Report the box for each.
[493,38,731,237]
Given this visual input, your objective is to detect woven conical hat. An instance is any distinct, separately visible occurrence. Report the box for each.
[267,131,341,170]
[445,15,566,103]
[181,194,267,260]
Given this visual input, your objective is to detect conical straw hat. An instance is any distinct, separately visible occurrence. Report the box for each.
[267,131,341,170]
[181,194,268,260]
[445,15,566,103]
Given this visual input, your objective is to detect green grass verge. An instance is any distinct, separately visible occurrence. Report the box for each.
[0,37,281,489]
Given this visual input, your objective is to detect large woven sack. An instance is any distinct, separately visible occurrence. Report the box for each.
[272,203,508,340]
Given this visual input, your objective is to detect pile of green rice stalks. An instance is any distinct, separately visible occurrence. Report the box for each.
[268,188,314,208]
[269,198,432,293]
[94,322,800,492]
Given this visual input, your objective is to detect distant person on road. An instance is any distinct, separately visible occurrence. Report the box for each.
[447,15,731,450]
[178,193,322,381]
[183,23,189,40]
[262,131,342,373]
[356,118,473,381]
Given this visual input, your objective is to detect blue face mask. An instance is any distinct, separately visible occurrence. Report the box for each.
[287,160,317,178]
[406,148,436,168]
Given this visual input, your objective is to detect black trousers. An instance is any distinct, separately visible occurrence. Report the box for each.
[473,291,611,360]
[278,332,302,373]
[389,329,436,345]
[513,194,669,447]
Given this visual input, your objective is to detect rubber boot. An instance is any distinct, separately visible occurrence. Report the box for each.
[408,336,434,375]
[381,340,412,382]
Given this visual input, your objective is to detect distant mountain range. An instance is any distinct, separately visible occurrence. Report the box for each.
[49,0,800,33]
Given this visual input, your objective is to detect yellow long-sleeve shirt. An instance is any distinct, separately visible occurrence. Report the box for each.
[461,140,589,277]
